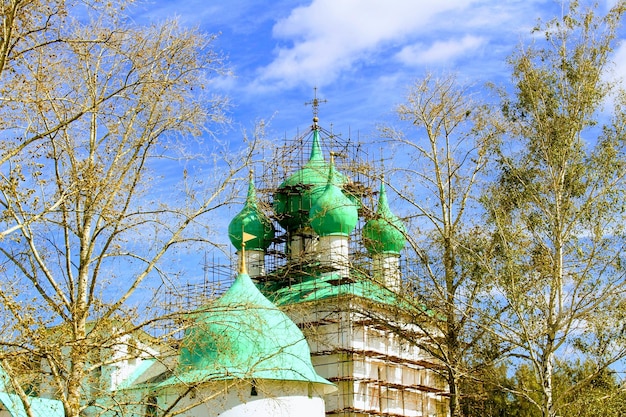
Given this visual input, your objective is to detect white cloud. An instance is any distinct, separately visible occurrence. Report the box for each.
[608,41,626,83]
[395,35,487,66]
[255,0,476,88]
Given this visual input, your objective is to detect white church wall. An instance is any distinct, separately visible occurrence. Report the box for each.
[284,298,450,416]
[159,380,327,417]
[321,380,353,414]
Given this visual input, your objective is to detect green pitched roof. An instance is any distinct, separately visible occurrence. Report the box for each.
[0,393,65,417]
[260,272,395,305]
[258,269,435,318]
[0,367,64,417]
[163,270,333,389]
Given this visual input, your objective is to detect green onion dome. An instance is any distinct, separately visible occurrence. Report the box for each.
[309,157,358,237]
[177,269,333,387]
[228,177,275,251]
[363,181,406,255]
[273,129,347,231]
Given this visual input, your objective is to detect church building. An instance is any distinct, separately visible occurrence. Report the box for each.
[37,109,451,417]
[221,111,450,417]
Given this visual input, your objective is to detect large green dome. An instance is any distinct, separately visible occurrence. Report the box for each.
[273,129,346,231]
[228,178,275,251]
[309,161,358,237]
[363,181,406,255]
[177,269,333,387]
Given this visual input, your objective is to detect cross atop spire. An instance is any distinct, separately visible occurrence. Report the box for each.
[305,87,327,128]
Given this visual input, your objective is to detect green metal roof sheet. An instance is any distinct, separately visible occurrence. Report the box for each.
[160,270,333,389]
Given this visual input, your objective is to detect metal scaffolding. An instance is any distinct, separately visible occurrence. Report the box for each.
[156,118,450,416]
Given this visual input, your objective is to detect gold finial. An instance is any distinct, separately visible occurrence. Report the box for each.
[240,242,248,275]
[239,226,256,275]
[305,87,327,128]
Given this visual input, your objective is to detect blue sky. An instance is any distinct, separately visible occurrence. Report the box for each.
[128,0,625,254]
[131,0,625,140]
[122,0,626,287]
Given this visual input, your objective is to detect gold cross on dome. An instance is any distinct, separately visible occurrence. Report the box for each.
[305,87,327,124]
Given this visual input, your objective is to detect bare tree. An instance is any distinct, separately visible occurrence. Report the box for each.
[0,3,258,417]
[0,0,143,238]
[485,2,626,416]
[380,73,503,417]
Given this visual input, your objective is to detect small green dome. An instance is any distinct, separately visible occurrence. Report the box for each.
[178,270,332,387]
[363,181,406,254]
[228,178,275,251]
[309,160,358,237]
[273,130,346,231]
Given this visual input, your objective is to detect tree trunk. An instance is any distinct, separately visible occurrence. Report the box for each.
[448,369,463,417]
[541,351,555,417]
